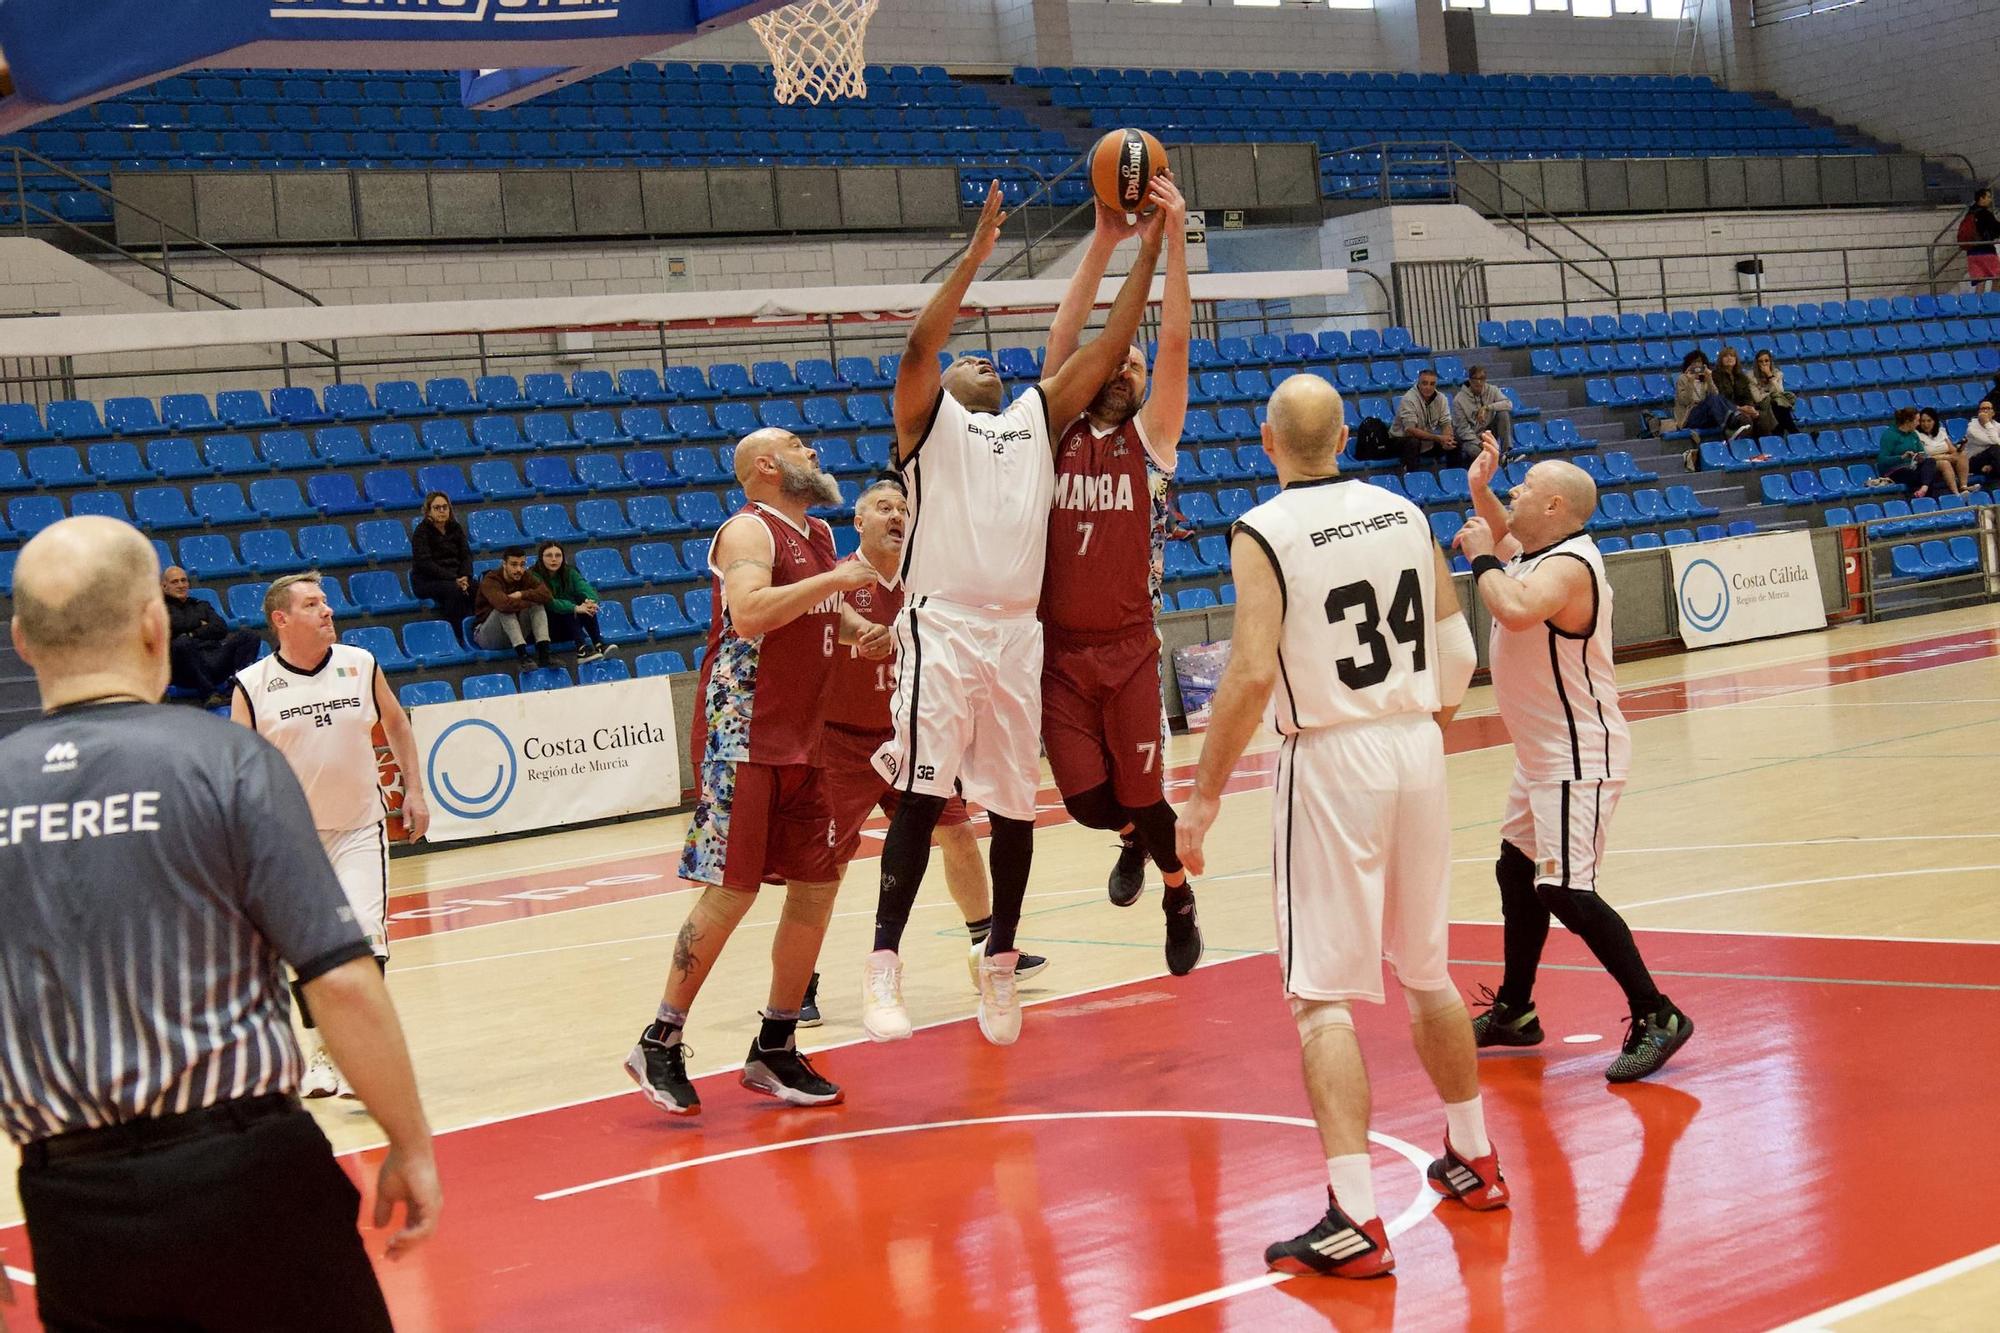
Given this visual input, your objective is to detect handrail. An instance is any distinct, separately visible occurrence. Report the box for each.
[917,152,1089,285]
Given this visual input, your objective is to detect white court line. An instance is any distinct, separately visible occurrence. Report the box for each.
[1619,864,2000,913]
[1448,831,2000,865]
[4,1263,33,1286]
[1766,1240,2000,1331]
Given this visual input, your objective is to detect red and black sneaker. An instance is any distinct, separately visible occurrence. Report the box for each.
[1264,1191,1395,1278]
[1427,1138,1510,1211]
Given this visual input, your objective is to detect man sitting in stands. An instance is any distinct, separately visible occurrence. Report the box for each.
[1392,368,1462,471]
[475,547,555,668]
[1451,366,1512,462]
[162,565,261,706]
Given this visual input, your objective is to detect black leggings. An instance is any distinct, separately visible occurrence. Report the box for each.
[1886,459,1943,492]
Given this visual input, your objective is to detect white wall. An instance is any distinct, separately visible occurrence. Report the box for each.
[1738,0,2000,182]
[667,0,1010,67]
[1469,11,1680,77]
[1066,3,1392,74]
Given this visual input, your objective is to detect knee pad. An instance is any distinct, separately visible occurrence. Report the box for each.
[1289,997,1355,1042]
[1060,784,1126,831]
[1400,981,1465,1020]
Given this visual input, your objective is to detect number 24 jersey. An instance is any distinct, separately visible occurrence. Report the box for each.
[1232,477,1442,733]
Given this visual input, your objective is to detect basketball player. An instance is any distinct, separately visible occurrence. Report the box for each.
[231,571,431,1099]
[863,179,1169,1047]
[626,429,891,1116]
[812,476,1049,1012]
[1038,175,1200,974]
[1177,376,1505,1280]
[1455,440,1694,1082]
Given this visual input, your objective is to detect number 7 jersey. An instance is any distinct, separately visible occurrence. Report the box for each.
[1232,477,1442,733]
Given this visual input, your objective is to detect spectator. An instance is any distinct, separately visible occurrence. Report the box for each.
[1451,365,1512,458]
[1710,345,1760,429]
[1876,406,1943,497]
[1667,350,1758,464]
[1963,400,2000,485]
[475,545,554,667]
[1391,368,1460,470]
[161,565,260,705]
[1981,377,2000,413]
[533,539,613,663]
[1748,348,1797,436]
[1915,407,1968,496]
[1958,187,1999,294]
[409,491,475,638]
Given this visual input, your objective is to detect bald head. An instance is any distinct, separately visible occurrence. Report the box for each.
[733,427,795,486]
[1532,460,1597,521]
[1506,459,1598,549]
[1263,375,1347,475]
[12,517,169,699]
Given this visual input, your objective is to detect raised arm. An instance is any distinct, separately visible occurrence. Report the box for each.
[1040,182,1172,426]
[1045,204,1141,377]
[373,668,430,841]
[1465,433,1517,554]
[1457,524,1590,631]
[1135,176,1191,465]
[893,181,1006,462]
[715,516,876,640]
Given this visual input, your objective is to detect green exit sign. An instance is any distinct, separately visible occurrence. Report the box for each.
[1349,246,1369,263]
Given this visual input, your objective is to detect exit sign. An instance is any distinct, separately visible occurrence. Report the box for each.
[1349,247,1369,263]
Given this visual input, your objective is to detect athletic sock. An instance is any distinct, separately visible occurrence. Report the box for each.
[1539,885,1665,1016]
[649,1003,689,1046]
[872,793,947,953]
[965,915,993,947]
[984,814,1034,955]
[1496,841,1549,1010]
[1444,1096,1492,1161]
[1326,1154,1377,1223]
[757,1010,800,1050]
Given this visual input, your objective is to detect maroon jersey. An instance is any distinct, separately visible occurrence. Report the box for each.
[1041,415,1171,636]
[691,504,842,770]
[818,557,903,739]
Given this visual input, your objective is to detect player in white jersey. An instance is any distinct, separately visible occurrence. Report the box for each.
[1456,442,1693,1083]
[1177,376,1507,1281]
[232,572,429,1097]
[861,179,1169,1047]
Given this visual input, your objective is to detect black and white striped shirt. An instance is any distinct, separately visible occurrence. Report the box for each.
[0,701,372,1145]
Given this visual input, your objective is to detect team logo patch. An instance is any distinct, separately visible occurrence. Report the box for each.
[853,588,872,611]
[41,741,78,774]
[266,677,289,692]
[335,665,360,678]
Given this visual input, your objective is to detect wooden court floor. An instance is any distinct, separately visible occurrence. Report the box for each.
[3,604,1997,1331]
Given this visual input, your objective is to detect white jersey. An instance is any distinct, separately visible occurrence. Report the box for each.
[1234,477,1442,733]
[235,643,387,832]
[1487,532,1631,781]
[900,387,1055,615]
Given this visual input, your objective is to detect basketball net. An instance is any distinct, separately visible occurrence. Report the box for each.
[750,0,880,105]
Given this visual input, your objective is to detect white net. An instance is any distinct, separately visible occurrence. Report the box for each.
[749,0,881,105]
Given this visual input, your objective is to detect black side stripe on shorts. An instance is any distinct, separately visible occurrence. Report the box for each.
[1588,780,1603,892]
[1280,734,1298,992]
[1557,780,1573,890]
[374,819,391,962]
[898,452,923,585]
[900,605,923,794]
[1546,629,1583,780]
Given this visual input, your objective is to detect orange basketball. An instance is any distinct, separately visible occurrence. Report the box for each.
[1089,128,1168,216]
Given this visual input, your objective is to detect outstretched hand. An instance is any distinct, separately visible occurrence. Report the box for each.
[1468,434,1501,491]
[968,181,1008,265]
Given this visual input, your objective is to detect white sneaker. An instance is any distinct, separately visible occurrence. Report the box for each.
[977,951,1022,1046]
[966,940,984,991]
[860,950,912,1042]
[301,1046,343,1100]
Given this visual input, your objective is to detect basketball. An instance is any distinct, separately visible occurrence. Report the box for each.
[1090,128,1169,216]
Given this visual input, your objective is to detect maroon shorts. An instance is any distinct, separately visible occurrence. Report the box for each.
[1042,628,1167,809]
[817,724,969,866]
[679,758,837,891]
[1970,253,2000,281]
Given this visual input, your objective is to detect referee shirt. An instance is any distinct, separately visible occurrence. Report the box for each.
[0,701,373,1145]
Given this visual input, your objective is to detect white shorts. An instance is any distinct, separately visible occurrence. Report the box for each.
[321,823,390,959]
[1499,771,1624,894]
[872,598,1044,822]
[1272,715,1453,1004]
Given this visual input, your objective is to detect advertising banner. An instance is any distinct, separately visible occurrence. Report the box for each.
[1669,531,1826,649]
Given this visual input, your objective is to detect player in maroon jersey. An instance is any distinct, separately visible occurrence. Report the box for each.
[803,477,1049,1023]
[625,428,891,1117]
[1038,174,1202,975]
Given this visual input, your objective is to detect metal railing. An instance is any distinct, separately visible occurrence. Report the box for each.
[1922,160,1994,285]
[1840,507,2000,620]
[916,155,1093,284]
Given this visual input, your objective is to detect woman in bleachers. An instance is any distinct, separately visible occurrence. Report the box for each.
[1668,350,1758,461]
[1964,400,2000,486]
[1914,407,1968,496]
[1876,406,1945,498]
[533,540,611,663]
[1748,348,1796,437]
[410,491,477,639]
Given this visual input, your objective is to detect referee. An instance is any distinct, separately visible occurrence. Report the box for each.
[0,517,441,1331]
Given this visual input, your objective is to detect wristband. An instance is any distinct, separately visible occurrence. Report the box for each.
[1470,555,1507,581]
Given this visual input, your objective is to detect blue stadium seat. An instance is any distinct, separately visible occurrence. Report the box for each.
[249,478,314,521]
[423,420,479,457]
[473,417,530,454]
[424,378,478,414]
[467,508,528,551]
[575,547,641,590]
[271,386,331,425]
[47,401,106,439]
[572,371,628,405]
[524,455,586,496]
[356,519,413,564]
[217,390,277,429]
[400,680,456,709]
[324,384,385,421]
[298,523,366,567]
[342,626,416,672]
[132,486,200,530]
[240,528,309,574]
[521,503,582,543]
[87,442,153,483]
[524,373,582,408]
[177,534,248,580]
[470,460,534,501]
[375,381,428,416]
[350,570,421,615]
[25,445,88,488]
[105,397,167,436]
[462,673,517,700]
[617,369,674,404]
[635,650,688,677]
[521,666,572,692]
[474,375,525,411]
[632,592,695,637]
[192,482,255,525]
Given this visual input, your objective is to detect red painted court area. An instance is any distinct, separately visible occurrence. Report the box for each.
[16,927,1991,1331]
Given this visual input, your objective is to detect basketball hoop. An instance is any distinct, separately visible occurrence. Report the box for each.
[750,0,880,105]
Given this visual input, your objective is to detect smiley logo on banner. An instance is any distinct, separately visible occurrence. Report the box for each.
[426,718,517,820]
[1678,558,1730,634]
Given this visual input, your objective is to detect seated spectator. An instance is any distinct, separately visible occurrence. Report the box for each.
[410,491,476,639]
[1959,187,1999,294]
[1451,365,1511,458]
[1963,400,2000,485]
[1915,408,1968,496]
[1667,350,1758,463]
[1876,407,1944,497]
[161,565,260,705]
[533,540,613,663]
[475,546,553,667]
[1391,368,1460,470]
[1748,348,1796,436]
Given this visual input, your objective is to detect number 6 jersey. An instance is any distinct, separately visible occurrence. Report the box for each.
[1232,477,1442,733]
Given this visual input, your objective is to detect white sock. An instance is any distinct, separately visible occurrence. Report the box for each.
[1445,1096,1492,1160]
[1325,1153,1376,1222]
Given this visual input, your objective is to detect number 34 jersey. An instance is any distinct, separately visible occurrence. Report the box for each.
[1232,477,1441,734]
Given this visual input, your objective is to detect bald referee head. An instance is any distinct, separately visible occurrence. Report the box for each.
[10,516,171,710]
[1261,375,1349,481]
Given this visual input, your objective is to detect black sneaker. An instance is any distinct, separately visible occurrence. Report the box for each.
[624,1025,698,1116]
[535,642,552,669]
[741,1035,844,1107]
[1015,953,1050,982]
[1108,835,1145,907]
[1264,1190,1394,1278]
[1469,985,1544,1048]
[798,973,822,1028]
[1164,890,1202,976]
[1607,1001,1694,1083]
